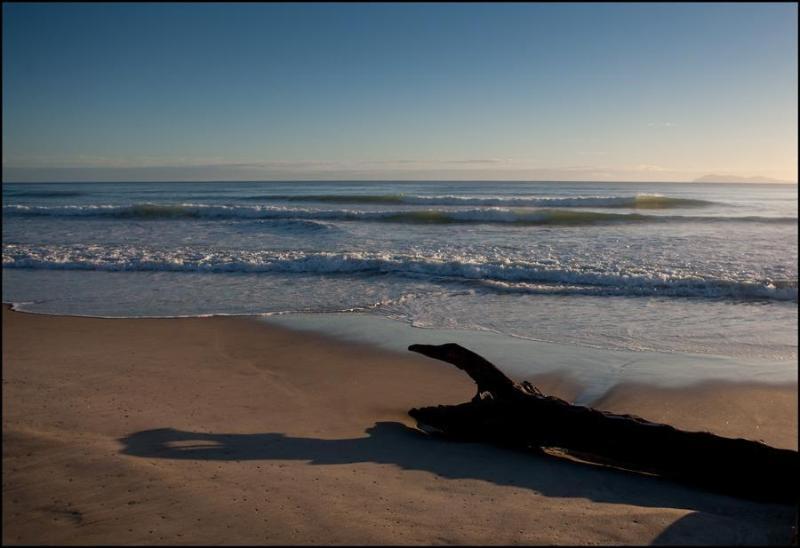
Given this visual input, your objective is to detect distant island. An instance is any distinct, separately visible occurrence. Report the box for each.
[693,174,794,184]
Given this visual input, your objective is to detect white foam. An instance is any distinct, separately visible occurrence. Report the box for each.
[3,243,795,302]
[269,193,719,208]
[3,203,793,225]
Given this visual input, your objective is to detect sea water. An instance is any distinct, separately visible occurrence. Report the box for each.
[2,181,797,393]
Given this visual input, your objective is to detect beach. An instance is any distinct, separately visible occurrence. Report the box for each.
[2,304,796,545]
[4,2,798,545]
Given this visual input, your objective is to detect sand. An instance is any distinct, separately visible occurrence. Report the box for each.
[2,305,797,545]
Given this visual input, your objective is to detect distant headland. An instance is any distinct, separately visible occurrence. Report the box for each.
[692,174,795,184]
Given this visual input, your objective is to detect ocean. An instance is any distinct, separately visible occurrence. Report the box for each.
[2,181,797,398]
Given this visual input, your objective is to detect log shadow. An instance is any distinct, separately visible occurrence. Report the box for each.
[119,421,794,523]
[650,510,795,545]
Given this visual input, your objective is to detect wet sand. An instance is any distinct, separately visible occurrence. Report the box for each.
[2,305,796,545]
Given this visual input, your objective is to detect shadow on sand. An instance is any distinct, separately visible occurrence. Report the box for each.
[119,421,793,525]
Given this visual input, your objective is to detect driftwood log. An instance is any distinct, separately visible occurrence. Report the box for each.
[408,343,798,504]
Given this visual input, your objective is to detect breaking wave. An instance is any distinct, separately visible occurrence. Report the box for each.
[244,193,717,208]
[3,244,796,302]
[3,204,792,226]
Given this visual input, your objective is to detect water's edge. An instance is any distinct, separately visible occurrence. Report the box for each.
[7,301,793,406]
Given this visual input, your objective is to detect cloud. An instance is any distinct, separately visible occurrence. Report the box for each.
[442,158,511,165]
[5,155,512,171]
[2,162,697,183]
[5,154,235,169]
[10,155,787,183]
[360,158,512,166]
[631,164,671,172]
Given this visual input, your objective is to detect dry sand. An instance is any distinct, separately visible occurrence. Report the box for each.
[2,305,797,545]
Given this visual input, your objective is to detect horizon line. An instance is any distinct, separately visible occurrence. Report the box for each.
[3,179,797,185]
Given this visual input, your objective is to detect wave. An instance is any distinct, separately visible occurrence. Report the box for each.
[5,190,88,198]
[249,219,337,232]
[3,204,794,226]
[3,244,796,302]
[244,193,717,209]
[473,279,797,301]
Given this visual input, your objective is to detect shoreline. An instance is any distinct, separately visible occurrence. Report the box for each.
[2,304,797,544]
[262,311,797,398]
[6,299,797,394]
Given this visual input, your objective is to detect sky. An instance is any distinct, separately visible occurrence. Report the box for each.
[2,2,797,183]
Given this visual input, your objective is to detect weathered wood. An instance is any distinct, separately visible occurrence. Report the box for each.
[408,343,798,504]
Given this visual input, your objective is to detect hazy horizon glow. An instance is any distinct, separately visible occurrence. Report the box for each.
[2,3,797,183]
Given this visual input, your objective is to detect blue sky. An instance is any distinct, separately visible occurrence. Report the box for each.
[2,2,797,182]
